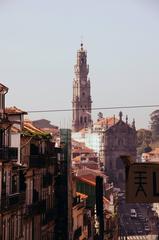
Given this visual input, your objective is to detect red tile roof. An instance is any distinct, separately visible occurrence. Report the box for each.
[72,147,94,154]
[0,83,8,92]
[76,192,88,199]
[23,120,47,135]
[72,156,81,162]
[5,106,27,115]
[76,174,96,186]
[94,117,118,127]
[72,142,95,154]
[149,148,159,155]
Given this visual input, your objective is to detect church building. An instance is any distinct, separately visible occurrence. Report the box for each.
[71,44,137,191]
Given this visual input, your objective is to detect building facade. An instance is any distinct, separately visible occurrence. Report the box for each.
[0,83,75,240]
[72,43,92,132]
[104,112,137,190]
[72,112,137,191]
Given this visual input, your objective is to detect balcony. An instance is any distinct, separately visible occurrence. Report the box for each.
[0,192,25,211]
[26,199,46,216]
[42,208,56,225]
[29,155,46,168]
[104,230,114,239]
[43,172,53,188]
[0,147,18,162]
[46,156,55,166]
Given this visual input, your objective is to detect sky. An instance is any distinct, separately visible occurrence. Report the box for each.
[0,0,159,129]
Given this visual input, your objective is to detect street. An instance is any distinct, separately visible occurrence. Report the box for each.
[118,196,159,239]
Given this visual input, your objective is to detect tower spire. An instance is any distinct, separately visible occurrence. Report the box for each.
[80,42,83,51]
[119,111,123,121]
[72,44,92,132]
[80,35,84,50]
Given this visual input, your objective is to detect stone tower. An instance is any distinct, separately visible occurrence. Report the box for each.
[72,43,92,132]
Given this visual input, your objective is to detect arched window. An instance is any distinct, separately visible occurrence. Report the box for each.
[84,117,87,123]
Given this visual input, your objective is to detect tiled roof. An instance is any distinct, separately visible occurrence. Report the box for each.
[76,167,105,177]
[5,106,27,115]
[76,175,96,186]
[149,148,159,155]
[0,83,8,92]
[42,127,59,134]
[72,148,94,154]
[72,143,94,154]
[94,117,118,127]
[82,163,99,170]
[11,126,21,133]
[76,192,88,199]
[72,156,81,162]
[23,120,47,135]
[79,128,87,133]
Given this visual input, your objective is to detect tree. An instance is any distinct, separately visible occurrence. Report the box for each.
[97,112,103,121]
[150,110,159,141]
[137,129,152,147]
[137,129,152,156]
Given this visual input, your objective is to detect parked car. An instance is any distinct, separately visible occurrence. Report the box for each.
[130,209,137,218]
[138,213,145,221]
[144,225,150,233]
[137,228,143,235]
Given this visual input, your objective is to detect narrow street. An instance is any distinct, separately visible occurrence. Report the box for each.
[118,195,159,239]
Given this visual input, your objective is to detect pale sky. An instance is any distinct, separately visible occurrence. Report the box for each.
[0,0,159,129]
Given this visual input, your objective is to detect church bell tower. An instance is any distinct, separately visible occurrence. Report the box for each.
[72,43,92,132]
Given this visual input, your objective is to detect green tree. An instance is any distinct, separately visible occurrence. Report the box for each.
[150,110,159,141]
[137,129,152,155]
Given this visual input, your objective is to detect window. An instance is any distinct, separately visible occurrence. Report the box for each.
[80,117,83,124]
[12,175,17,193]
[116,157,124,169]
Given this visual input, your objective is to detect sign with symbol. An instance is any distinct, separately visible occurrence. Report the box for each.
[121,156,159,203]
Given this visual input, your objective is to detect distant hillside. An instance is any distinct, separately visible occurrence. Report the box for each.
[32,119,58,129]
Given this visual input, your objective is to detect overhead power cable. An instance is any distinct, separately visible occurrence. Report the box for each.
[27,104,159,114]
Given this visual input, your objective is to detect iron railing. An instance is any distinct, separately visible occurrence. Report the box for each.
[0,192,25,211]
[26,199,46,216]
[0,147,18,162]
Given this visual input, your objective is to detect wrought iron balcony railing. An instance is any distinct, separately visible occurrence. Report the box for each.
[26,199,46,216]
[0,147,18,162]
[0,192,25,211]
[42,208,56,225]
[29,155,46,168]
[43,172,53,188]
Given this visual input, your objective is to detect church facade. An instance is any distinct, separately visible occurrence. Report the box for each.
[72,44,92,132]
[103,112,137,190]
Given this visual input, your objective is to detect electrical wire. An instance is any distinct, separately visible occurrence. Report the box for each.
[27,104,159,114]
